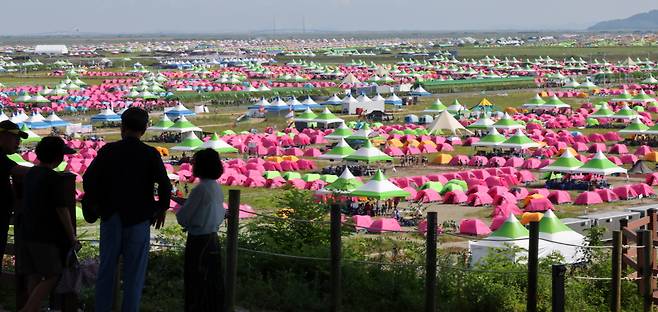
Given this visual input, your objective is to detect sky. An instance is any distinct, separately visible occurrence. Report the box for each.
[2,0,657,35]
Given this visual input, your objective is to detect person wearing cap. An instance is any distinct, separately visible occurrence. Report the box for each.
[0,120,29,275]
[18,136,76,312]
[83,107,171,312]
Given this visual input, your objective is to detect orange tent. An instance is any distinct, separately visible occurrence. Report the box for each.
[645,152,658,162]
[432,153,452,165]
[557,147,578,157]
[520,212,543,225]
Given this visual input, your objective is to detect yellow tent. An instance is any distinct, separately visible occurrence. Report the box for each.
[522,194,546,207]
[282,156,299,162]
[478,98,493,106]
[432,153,452,165]
[387,139,404,147]
[419,140,437,148]
[266,156,284,163]
[405,139,421,147]
[505,107,518,114]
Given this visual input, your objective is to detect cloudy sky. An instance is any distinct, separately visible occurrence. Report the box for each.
[2,0,657,35]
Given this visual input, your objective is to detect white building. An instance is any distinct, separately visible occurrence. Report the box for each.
[34,45,68,55]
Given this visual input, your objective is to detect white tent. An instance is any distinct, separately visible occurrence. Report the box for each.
[427,110,472,135]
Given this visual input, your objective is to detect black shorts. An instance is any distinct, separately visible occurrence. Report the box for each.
[17,241,64,277]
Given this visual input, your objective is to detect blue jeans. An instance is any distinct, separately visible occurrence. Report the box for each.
[95,214,150,312]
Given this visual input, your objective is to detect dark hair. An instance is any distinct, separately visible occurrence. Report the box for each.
[35,136,68,164]
[121,107,149,133]
[192,148,223,180]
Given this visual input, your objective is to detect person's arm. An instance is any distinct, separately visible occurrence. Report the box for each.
[153,151,172,229]
[55,206,76,244]
[175,185,204,228]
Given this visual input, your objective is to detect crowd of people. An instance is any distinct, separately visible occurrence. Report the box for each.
[397,155,428,167]
[0,108,226,312]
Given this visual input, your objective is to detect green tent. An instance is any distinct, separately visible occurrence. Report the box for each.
[350,170,409,200]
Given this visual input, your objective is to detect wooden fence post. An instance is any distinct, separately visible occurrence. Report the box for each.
[330,204,342,312]
[611,230,622,312]
[551,264,566,312]
[225,189,240,312]
[425,211,437,312]
[638,230,653,312]
[528,221,539,312]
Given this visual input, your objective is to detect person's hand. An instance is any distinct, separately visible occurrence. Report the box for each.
[152,210,166,229]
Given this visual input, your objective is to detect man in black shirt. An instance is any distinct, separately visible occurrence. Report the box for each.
[19,136,76,312]
[0,120,28,274]
[83,107,171,312]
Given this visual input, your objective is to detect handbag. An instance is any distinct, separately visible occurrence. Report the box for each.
[55,248,82,295]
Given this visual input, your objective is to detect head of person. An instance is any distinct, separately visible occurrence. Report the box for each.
[192,148,223,180]
[35,136,76,168]
[0,120,27,154]
[120,107,149,139]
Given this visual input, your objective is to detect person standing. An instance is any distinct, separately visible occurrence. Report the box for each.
[83,107,172,312]
[174,148,225,311]
[18,136,77,312]
[0,120,28,274]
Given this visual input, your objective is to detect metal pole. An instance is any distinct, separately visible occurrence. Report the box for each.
[611,231,622,312]
[528,221,539,312]
[639,230,653,312]
[225,189,240,312]
[425,211,438,312]
[330,204,342,312]
[551,264,566,312]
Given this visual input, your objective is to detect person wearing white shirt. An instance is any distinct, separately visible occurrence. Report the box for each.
[174,148,225,312]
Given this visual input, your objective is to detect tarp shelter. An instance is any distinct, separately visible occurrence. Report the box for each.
[538,210,585,263]
[427,110,472,136]
[344,140,393,163]
[472,127,506,147]
[539,149,583,172]
[629,160,653,174]
[148,114,175,131]
[574,151,627,176]
[318,138,355,160]
[469,214,529,264]
[165,103,196,118]
[320,167,363,194]
[200,133,239,153]
[171,132,204,151]
[351,170,409,200]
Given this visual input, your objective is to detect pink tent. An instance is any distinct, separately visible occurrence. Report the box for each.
[524,198,554,212]
[238,204,256,219]
[620,154,638,164]
[609,144,628,154]
[392,178,410,188]
[418,219,443,235]
[467,184,488,195]
[266,177,287,188]
[646,173,658,186]
[572,142,588,152]
[286,178,307,189]
[516,170,536,183]
[368,218,402,233]
[468,156,488,167]
[529,188,550,197]
[449,155,469,166]
[458,219,491,236]
[297,159,316,170]
[384,147,404,157]
[613,185,639,200]
[411,176,429,188]
[415,189,442,203]
[510,187,529,200]
[489,215,507,231]
[352,215,373,231]
[402,187,418,200]
[505,157,524,168]
[443,190,468,204]
[575,191,604,205]
[491,203,523,218]
[635,145,653,156]
[595,188,619,202]
[492,193,518,206]
[631,183,656,197]
[489,156,506,167]
[522,158,541,169]
[284,148,304,156]
[466,192,494,206]
[588,143,606,153]
[547,190,572,204]
[487,186,510,198]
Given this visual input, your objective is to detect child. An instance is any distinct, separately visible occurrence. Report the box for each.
[175,148,225,311]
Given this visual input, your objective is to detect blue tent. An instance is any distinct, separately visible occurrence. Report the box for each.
[165,103,196,118]
[91,108,121,123]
